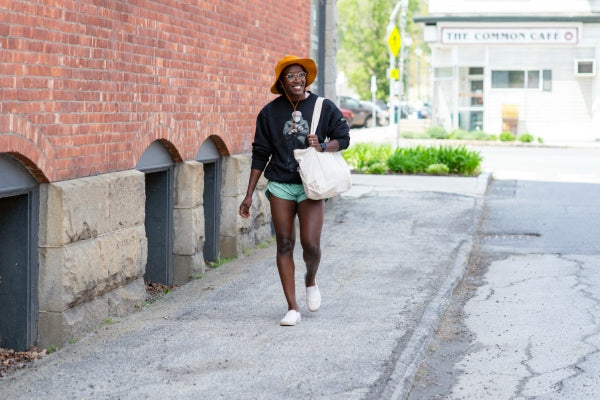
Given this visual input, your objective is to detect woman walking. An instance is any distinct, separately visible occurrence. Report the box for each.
[239,55,350,326]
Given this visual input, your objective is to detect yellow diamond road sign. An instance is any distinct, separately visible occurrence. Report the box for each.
[387,26,401,57]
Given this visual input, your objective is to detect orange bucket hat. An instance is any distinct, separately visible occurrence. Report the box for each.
[270,55,317,94]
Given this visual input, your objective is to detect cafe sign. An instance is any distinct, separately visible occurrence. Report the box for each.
[441,27,578,44]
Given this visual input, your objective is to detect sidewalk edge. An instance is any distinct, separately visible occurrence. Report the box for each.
[382,195,487,400]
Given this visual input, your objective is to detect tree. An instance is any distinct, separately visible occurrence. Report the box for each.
[337,0,427,102]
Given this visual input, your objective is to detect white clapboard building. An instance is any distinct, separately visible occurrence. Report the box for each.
[415,0,600,141]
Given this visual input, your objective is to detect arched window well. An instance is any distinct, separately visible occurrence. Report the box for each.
[0,153,39,350]
[135,142,175,286]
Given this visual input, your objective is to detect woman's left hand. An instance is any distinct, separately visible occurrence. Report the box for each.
[307,134,321,151]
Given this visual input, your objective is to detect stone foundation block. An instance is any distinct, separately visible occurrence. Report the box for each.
[221,154,250,197]
[108,170,146,232]
[106,277,146,316]
[219,235,243,259]
[173,253,206,286]
[37,278,146,348]
[173,206,204,255]
[254,223,274,246]
[218,155,272,258]
[39,225,147,311]
[253,189,271,226]
[37,311,66,349]
[220,195,252,237]
[39,170,145,247]
[174,161,204,208]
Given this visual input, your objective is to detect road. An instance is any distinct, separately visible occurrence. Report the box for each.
[475,145,600,184]
[402,139,600,399]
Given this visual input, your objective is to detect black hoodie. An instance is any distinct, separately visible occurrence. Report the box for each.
[251,92,350,184]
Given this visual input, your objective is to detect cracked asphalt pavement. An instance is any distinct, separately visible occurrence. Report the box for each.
[409,178,600,399]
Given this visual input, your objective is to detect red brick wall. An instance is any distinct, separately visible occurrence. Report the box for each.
[0,0,312,182]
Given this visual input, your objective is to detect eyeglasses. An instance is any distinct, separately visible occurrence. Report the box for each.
[284,71,308,81]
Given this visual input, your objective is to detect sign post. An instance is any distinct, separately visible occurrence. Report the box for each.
[370,75,377,127]
[387,0,409,145]
[386,22,401,127]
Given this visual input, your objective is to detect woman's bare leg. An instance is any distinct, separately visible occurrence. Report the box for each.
[297,199,324,287]
[270,196,299,311]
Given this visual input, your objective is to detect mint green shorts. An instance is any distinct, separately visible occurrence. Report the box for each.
[266,181,308,203]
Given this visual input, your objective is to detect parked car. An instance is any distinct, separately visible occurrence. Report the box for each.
[339,96,372,128]
[340,108,354,123]
[360,101,390,126]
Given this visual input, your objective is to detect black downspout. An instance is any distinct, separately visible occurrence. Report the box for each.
[318,0,326,95]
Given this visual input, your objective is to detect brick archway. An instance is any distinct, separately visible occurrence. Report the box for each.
[133,113,185,167]
[0,114,54,182]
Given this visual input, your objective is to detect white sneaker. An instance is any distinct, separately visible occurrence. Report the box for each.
[280,310,301,326]
[306,283,321,312]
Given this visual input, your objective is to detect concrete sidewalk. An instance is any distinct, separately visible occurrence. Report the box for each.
[0,173,489,400]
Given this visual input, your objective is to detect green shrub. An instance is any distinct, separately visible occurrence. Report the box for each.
[518,133,534,143]
[537,137,544,144]
[499,131,515,141]
[425,126,449,139]
[387,152,419,173]
[472,130,493,141]
[434,145,482,175]
[365,162,389,174]
[387,145,481,176]
[455,147,483,175]
[489,134,498,141]
[343,143,392,172]
[449,129,491,141]
[344,144,482,176]
[400,131,429,139]
[426,163,450,175]
[448,129,469,140]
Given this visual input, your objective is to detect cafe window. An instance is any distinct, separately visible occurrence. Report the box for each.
[543,69,552,91]
[491,70,540,89]
[574,59,595,76]
[469,67,484,76]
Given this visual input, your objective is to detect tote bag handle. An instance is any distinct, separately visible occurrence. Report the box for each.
[310,97,324,137]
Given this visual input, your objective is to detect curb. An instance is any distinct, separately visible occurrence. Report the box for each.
[478,171,493,195]
[379,178,490,399]
[384,239,473,400]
